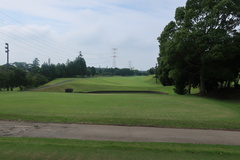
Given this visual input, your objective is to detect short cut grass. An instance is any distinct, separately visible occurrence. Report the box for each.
[0,137,240,160]
[0,91,239,130]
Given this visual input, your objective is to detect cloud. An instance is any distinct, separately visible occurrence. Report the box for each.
[0,24,70,64]
[0,0,187,70]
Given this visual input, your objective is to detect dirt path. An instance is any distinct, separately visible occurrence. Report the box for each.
[0,121,240,146]
[29,79,74,91]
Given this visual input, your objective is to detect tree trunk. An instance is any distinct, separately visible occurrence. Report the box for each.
[227,81,231,88]
[234,75,239,89]
[234,80,239,89]
[7,81,9,91]
[188,78,191,94]
[200,69,205,95]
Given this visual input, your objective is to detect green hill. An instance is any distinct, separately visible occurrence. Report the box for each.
[35,76,178,94]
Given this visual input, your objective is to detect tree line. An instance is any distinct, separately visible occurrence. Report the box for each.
[0,53,151,91]
[96,68,149,76]
[157,0,240,95]
[0,54,88,91]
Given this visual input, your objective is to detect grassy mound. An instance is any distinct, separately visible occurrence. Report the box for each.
[36,76,177,93]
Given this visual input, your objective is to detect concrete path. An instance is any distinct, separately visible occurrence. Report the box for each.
[0,121,240,146]
[29,79,74,91]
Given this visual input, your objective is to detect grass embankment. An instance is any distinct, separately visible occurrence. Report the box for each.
[0,137,239,160]
[0,91,239,130]
[38,76,178,93]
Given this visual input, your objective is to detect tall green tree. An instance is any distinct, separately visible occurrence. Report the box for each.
[30,58,40,74]
[56,63,66,78]
[73,54,87,77]
[0,65,28,91]
[157,21,176,86]
[40,63,60,81]
[157,0,240,94]
[90,66,96,77]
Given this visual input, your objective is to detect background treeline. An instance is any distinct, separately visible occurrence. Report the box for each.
[0,54,150,91]
[0,54,87,91]
[96,68,149,76]
[157,0,240,95]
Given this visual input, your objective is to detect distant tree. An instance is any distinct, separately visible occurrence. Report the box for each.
[56,63,66,78]
[40,63,59,81]
[30,58,40,74]
[90,66,96,77]
[32,58,40,67]
[12,62,30,71]
[148,67,155,75]
[28,73,48,87]
[66,61,74,77]
[75,55,87,77]
[65,55,87,77]
[119,68,134,76]
[0,65,28,91]
[10,67,28,90]
[87,68,91,77]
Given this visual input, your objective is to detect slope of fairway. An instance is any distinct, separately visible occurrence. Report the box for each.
[36,76,176,93]
[1,138,240,160]
[0,91,239,130]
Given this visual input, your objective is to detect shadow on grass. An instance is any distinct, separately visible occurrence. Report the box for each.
[200,88,240,101]
[78,90,169,95]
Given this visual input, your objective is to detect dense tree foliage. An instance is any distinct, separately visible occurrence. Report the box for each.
[157,0,240,94]
[0,65,28,91]
[147,67,156,75]
[0,55,88,91]
[0,53,149,91]
[95,68,148,76]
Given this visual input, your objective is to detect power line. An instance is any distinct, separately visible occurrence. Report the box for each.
[0,11,77,53]
[0,11,79,63]
[0,10,107,66]
[0,19,72,61]
[0,29,66,62]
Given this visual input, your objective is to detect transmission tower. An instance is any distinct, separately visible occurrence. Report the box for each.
[79,51,83,57]
[112,48,118,68]
[129,61,132,70]
[48,58,51,65]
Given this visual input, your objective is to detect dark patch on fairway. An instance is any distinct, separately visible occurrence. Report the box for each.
[202,88,240,101]
[78,90,168,95]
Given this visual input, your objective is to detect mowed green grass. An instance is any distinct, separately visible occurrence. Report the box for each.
[0,91,239,129]
[0,137,239,160]
[38,76,179,93]
[1,76,240,159]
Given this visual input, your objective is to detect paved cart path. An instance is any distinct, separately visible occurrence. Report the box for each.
[0,121,240,146]
[29,79,74,91]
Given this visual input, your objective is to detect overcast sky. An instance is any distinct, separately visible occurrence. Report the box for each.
[0,0,187,70]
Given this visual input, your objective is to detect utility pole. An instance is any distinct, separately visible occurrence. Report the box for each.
[112,48,117,68]
[5,43,9,66]
[5,43,10,91]
[155,63,158,84]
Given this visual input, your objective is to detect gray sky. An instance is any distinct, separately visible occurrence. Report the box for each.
[0,0,187,70]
